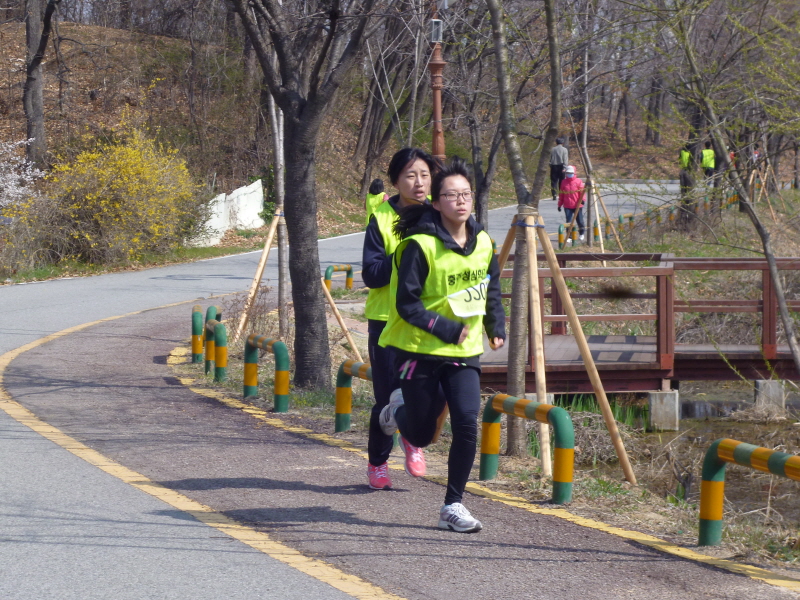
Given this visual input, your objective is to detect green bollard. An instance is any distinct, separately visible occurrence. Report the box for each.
[213,322,227,382]
[204,306,219,375]
[244,334,291,412]
[191,305,203,364]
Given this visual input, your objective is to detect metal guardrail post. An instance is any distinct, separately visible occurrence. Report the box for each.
[204,306,220,375]
[335,359,372,432]
[699,438,800,546]
[191,305,204,364]
[324,264,353,290]
[480,393,575,504]
[243,334,290,412]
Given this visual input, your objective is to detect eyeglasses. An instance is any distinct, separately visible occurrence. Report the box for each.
[439,190,474,203]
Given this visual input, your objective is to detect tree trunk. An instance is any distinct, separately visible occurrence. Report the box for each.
[653,90,664,146]
[487,0,561,456]
[268,87,289,341]
[624,91,634,149]
[23,0,54,167]
[470,120,502,227]
[794,138,799,189]
[283,118,331,389]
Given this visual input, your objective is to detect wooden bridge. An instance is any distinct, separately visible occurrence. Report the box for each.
[480,253,800,394]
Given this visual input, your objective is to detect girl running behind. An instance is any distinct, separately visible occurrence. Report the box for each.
[377,157,506,533]
[362,148,439,490]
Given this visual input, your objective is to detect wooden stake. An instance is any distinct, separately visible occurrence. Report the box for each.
[497,215,517,272]
[536,215,637,484]
[231,213,281,344]
[431,406,450,444]
[320,277,363,363]
[593,189,607,265]
[594,185,625,252]
[768,164,788,211]
[525,216,551,477]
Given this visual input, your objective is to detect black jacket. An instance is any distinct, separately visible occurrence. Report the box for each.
[394,208,506,360]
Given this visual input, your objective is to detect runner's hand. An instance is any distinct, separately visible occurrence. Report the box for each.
[457,325,469,345]
[489,337,504,350]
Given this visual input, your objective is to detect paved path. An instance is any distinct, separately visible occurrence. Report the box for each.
[7,184,792,600]
[4,303,797,599]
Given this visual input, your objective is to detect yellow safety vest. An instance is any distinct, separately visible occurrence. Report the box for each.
[702,149,715,169]
[680,150,691,170]
[379,230,494,357]
[364,202,401,321]
[365,192,385,225]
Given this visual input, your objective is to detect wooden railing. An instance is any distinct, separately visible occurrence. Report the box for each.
[500,253,800,373]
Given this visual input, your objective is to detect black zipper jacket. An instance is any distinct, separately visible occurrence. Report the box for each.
[393,208,506,364]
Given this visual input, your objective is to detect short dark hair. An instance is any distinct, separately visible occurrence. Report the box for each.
[393,156,472,239]
[387,148,439,186]
[705,141,712,149]
[556,137,565,145]
[368,178,384,195]
[431,156,471,202]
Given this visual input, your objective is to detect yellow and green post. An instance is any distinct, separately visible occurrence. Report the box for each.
[558,224,565,249]
[335,359,372,432]
[204,306,220,375]
[324,264,353,290]
[243,334,290,412]
[213,321,227,382]
[191,305,204,364]
[480,393,575,504]
[699,438,800,546]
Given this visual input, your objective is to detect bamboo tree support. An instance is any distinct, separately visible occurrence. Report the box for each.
[535,215,637,484]
[524,215,552,477]
[767,164,788,212]
[753,170,777,222]
[497,215,517,272]
[564,200,580,244]
[592,189,607,265]
[231,212,281,344]
[321,277,363,363]
[748,170,758,203]
[593,184,625,252]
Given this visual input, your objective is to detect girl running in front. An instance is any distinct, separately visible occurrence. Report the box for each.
[378,157,505,532]
[362,148,440,490]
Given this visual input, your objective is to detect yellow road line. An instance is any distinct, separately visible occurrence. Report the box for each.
[170,346,800,593]
[0,306,406,600]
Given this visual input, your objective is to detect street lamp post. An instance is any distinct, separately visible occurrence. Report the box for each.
[428,10,446,161]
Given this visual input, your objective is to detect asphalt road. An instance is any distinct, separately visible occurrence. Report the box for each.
[9,182,778,600]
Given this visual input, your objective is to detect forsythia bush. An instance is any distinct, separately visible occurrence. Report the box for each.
[41,127,205,263]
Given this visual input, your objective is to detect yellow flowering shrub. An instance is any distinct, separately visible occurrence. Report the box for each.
[40,127,205,264]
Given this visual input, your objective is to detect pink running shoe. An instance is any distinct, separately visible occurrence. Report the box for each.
[399,436,426,477]
[367,462,392,490]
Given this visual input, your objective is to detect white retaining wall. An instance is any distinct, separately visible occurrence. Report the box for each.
[193,179,266,246]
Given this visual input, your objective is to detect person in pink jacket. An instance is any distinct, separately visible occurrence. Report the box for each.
[558,165,586,242]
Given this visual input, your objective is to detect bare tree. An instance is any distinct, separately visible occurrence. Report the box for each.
[23,0,60,167]
[230,0,389,389]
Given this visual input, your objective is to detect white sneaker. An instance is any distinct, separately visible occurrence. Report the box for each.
[378,388,404,436]
[579,234,585,241]
[438,502,483,533]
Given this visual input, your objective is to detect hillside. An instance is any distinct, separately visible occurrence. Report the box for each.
[1,21,702,243]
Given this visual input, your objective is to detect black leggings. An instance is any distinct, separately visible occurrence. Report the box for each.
[367,324,397,467]
[395,359,481,505]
